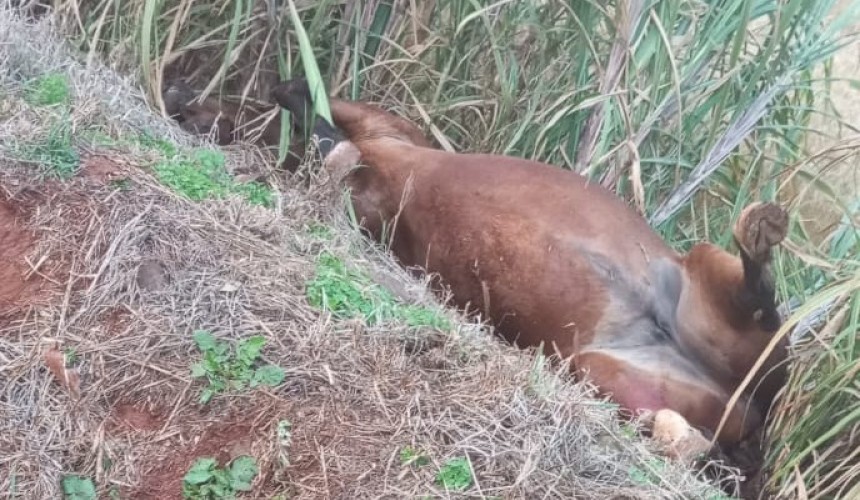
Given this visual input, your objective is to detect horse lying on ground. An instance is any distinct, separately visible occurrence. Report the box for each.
[270,78,790,455]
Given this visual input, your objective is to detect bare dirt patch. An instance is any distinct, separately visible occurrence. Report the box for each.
[81,154,129,185]
[0,195,44,318]
[131,413,257,499]
[109,402,166,433]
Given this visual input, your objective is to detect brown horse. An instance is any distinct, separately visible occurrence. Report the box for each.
[271,78,789,448]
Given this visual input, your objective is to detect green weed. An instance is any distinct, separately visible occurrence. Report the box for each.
[26,74,70,107]
[154,148,273,207]
[233,180,275,208]
[399,445,429,468]
[628,457,667,486]
[135,131,178,158]
[20,118,79,178]
[182,456,258,499]
[306,222,333,241]
[110,178,131,191]
[190,330,286,404]
[435,456,472,491]
[80,130,118,148]
[61,475,96,500]
[155,150,229,201]
[306,252,451,330]
[63,347,78,365]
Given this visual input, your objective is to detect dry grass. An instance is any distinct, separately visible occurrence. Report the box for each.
[0,10,731,500]
[795,0,860,240]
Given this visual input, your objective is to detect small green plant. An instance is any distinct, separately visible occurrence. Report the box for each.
[182,456,258,499]
[306,222,333,241]
[628,457,667,486]
[619,423,638,440]
[233,180,275,207]
[64,347,78,365]
[306,252,451,330]
[135,131,178,158]
[154,148,273,207]
[81,130,119,148]
[190,330,286,403]
[395,304,451,330]
[155,150,229,201]
[399,445,429,467]
[61,475,97,500]
[26,74,70,107]
[435,456,473,491]
[705,490,738,500]
[110,178,131,191]
[20,119,79,178]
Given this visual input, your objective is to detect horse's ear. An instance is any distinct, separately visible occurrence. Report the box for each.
[271,79,344,158]
[732,202,789,332]
[271,79,315,130]
[163,80,196,120]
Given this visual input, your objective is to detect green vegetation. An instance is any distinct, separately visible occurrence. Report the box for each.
[135,131,179,158]
[83,129,271,205]
[306,252,451,330]
[80,130,273,206]
[435,456,473,491]
[765,278,860,496]
[25,74,70,107]
[61,475,96,500]
[19,118,79,178]
[63,347,78,365]
[182,456,258,499]
[154,149,273,207]
[55,0,860,496]
[628,457,667,486]
[399,445,430,468]
[306,222,334,241]
[190,330,286,404]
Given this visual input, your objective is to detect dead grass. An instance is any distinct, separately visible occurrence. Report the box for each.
[0,9,730,500]
[795,0,860,240]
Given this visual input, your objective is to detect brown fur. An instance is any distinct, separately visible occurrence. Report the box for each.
[271,80,790,446]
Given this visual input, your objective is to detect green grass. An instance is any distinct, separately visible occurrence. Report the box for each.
[628,457,668,487]
[399,445,430,468]
[25,74,70,107]
[306,252,451,331]
[154,148,273,207]
[306,222,334,241]
[19,118,80,178]
[134,131,179,158]
[182,456,258,499]
[435,456,473,492]
[83,128,179,159]
[61,475,96,500]
[190,330,286,404]
[63,347,78,366]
